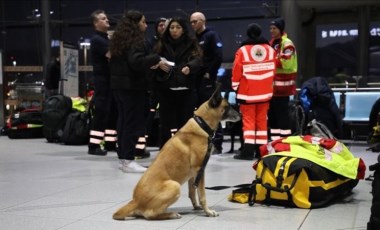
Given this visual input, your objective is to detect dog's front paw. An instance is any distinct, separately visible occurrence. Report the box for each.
[205,209,219,217]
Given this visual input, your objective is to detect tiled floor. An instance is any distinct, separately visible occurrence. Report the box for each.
[0,136,377,230]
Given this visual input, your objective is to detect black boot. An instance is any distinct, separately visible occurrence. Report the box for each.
[212,123,224,154]
[234,143,255,160]
[253,144,261,159]
[104,142,118,152]
[88,144,107,156]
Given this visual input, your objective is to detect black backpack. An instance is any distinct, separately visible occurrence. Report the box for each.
[61,111,90,145]
[289,98,335,139]
[368,99,380,145]
[42,95,72,142]
[6,108,44,139]
[295,77,343,138]
[368,154,380,230]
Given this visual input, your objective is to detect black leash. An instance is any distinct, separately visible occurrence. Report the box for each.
[206,184,252,190]
[193,115,215,188]
[192,115,251,190]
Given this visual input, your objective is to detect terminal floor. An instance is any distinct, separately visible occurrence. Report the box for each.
[0,136,377,230]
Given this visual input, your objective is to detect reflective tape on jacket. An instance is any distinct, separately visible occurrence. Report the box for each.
[244,71,275,80]
[237,93,273,101]
[273,80,296,86]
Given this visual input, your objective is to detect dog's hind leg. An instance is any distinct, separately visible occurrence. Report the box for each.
[113,200,138,220]
[145,211,181,220]
[143,180,182,220]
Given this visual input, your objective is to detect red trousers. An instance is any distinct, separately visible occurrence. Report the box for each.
[240,102,269,145]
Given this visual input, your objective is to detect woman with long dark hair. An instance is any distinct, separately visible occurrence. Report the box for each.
[109,10,164,173]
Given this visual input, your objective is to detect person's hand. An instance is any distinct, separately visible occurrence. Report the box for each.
[150,60,171,71]
[105,51,111,59]
[159,60,171,72]
[150,63,159,69]
[182,66,190,75]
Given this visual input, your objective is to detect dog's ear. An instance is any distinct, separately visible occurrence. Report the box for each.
[208,82,222,108]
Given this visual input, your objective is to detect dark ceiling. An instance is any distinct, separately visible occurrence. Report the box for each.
[0,0,281,65]
[0,0,379,69]
[1,0,280,27]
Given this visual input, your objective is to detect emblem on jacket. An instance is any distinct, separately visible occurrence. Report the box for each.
[250,45,267,62]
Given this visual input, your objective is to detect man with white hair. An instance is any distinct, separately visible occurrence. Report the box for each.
[190,11,224,154]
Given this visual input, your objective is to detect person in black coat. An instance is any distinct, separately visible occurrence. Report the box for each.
[147,17,167,51]
[138,17,168,152]
[88,9,118,156]
[300,77,343,138]
[44,55,60,98]
[190,11,224,153]
[109,10,164,173]
[152,17,202,148]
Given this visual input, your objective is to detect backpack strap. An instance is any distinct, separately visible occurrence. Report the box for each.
[249,157,302,207]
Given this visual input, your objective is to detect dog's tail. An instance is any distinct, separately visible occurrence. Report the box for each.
[112,200,138,220]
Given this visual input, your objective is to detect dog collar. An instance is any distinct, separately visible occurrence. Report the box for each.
[193,115,215,138]
[193,115,214,188]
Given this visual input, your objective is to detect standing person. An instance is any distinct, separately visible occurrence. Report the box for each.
[152,17,202,148]
[109,10,163,173]
[231,23,276,160]
[88,9,118,155]
[190,11,224,154]
[268,18,298,141]
[147,17,167,50]
[134,17,168,155]
[44,54,60,98]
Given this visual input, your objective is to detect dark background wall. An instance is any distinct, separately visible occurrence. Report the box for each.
[1,0,380,127]
[0,0,380,84]
[0,0,280,65]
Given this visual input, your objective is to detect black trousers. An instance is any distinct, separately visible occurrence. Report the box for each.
[268,96,291,140]
[145,91,159,142]
[113,90,147,160]
[89,77,117,146]
[89,76,117,148]
[156,89,195,148]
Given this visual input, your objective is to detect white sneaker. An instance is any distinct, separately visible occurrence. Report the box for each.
[118,159,125,171]
[121,160,147,173]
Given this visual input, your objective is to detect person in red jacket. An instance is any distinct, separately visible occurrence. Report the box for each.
[231,23,276,160]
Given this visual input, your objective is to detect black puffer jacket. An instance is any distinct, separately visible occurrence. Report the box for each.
[110,48,160,90]
[301,77,343,138]
[153,36,201,89]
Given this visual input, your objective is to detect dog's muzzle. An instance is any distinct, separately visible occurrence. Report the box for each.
[222,105,241,123]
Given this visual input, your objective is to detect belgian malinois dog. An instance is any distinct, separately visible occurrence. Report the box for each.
[112,84,240,220]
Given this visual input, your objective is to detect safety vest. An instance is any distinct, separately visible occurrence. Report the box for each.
[270,33,297,96]
[260,135,364,179]
[232,44,275,103]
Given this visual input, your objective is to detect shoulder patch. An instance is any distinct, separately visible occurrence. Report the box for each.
[250,45,267,62]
